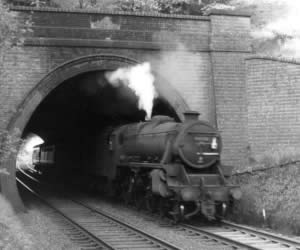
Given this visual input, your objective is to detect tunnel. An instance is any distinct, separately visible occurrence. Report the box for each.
[2,55,189,210]
[19,70,179,186]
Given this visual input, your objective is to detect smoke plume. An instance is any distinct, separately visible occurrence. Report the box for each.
[105,62,156,120]
[146,43,206,118]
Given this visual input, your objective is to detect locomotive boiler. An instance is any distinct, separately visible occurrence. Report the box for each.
[108,111,242,221]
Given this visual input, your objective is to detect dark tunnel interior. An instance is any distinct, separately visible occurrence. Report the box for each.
[18,70,178,186]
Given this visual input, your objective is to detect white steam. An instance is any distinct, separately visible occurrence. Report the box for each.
[147,43,206,119]
[105,62,156,120]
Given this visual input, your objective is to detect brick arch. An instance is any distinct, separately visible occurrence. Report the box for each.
[2,54,189,211]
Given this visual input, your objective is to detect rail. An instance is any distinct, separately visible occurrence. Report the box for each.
[180,222,300,250]
[16,170,182,250]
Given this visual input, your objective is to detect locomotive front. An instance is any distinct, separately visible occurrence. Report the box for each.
[173,111,221,168]
[110,111,241,221]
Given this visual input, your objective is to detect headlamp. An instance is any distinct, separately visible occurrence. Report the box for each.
[211,137,218,149]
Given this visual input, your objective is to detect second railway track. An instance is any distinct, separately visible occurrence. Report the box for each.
[180,222,300,250]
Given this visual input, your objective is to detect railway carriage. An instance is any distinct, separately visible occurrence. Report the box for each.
[32,145,55,170]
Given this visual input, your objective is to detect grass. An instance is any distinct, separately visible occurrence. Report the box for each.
[0,195,34,249]
[231,145,300,235]
[0,194,79,250]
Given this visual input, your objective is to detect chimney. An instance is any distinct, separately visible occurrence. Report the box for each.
[183,111,200,121]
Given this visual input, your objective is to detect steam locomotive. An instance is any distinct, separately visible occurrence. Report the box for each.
[33,111,241,221]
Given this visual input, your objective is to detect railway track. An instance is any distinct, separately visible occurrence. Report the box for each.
[180,222,300,250]
[221,221,300,250]
[17,171,182,250]
[74,196,300,250]
[17,168,300,250]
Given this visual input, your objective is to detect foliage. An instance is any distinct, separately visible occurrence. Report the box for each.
[0,1,22,64]
[234,145,300,174]
[254,145,300,168]
[0,128,23,176]
[79,0,230,14]
[9,0,232,15]
[114,0,197,14]
[231,146,300,235]
[0,0,32,70]
[115,0,161,12]
[7,0,59,7]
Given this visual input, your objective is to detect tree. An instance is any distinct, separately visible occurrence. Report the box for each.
[74,0,229,15]
[8,0,233,15]
[0,1,21,58]
[7,0,58,7]
[228,0,300,58]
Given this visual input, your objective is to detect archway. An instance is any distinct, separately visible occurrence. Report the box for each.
[2,54,189,211]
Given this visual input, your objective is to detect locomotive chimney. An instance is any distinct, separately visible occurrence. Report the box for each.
[183,111,200,121]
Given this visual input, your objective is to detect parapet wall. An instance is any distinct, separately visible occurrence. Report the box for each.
[245,56,300,156]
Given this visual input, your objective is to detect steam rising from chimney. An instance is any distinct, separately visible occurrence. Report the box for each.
[105,62,156,120]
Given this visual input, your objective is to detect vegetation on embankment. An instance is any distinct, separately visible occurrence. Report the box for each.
[0,194,79,250]
[230,146,300,236]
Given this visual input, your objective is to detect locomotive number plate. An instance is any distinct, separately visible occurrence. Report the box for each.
[194,136,210,145]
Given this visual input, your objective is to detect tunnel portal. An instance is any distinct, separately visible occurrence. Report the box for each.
[22,70,179,180]
[2,54,189,211]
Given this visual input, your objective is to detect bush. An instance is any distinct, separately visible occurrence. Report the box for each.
[231,145,300,235]
[0,128,23,176]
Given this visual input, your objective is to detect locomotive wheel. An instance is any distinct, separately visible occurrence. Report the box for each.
[215,203,226,222]
[145,191,158,213]
[170,202,184,224]
[132,189,145,210]
[132,175,147,210]
[122,191,132,205]
[158,198,169,218]
[119,176,133,205]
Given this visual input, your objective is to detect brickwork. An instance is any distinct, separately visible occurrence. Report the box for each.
[212,52,249,166]
[0,7,252,208]
[0,7,252,156]
[210,16,251,52]
[1,6,216,127]
[209,12,251,167]
[245,57,300,156]
[14,6,210,51]
[0,47,208,126]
